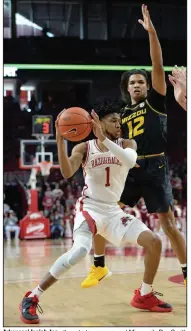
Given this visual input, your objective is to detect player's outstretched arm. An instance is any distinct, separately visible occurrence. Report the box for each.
[138,4,166,95]
[55,117,86,178]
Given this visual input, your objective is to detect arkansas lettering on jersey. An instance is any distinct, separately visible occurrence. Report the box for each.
[91,156,122,168]
[81,139,130,203]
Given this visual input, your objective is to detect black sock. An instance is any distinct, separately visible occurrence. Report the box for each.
[94,255,105,268]
[182,266,187,280]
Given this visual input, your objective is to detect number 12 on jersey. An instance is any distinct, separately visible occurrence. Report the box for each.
[105,167,110,187]
[127,116,144,139]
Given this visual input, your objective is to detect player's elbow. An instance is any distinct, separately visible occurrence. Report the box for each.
[60,169,73,179]
[125,148,137,168]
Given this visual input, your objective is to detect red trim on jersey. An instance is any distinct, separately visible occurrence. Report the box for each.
[82,141,90,168]
[82,209,97,235]
[80,184,97,235]
[118,138,124,148]
[94,139,104,152]
[76,169,97,235]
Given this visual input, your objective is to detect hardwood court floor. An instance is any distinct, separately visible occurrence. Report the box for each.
[4,238,186,327]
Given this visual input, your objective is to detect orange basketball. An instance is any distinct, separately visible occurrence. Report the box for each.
[58,107,92,142]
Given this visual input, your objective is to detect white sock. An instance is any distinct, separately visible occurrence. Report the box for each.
[29,285,44,298]
[94,254,104,257]
[140,282,153,296]
[180,263,187,268]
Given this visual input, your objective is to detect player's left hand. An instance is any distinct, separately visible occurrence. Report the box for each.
[91,110,106,142]
[138,4,155,33]
[135,163,140,168]
[55,109,66,141]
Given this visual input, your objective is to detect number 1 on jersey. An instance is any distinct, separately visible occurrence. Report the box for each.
[105,167,110,187]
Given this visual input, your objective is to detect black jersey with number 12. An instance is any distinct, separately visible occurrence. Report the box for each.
[121,88,168,156]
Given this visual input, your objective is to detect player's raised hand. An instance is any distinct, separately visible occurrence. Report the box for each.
[138,4,155,33]
[168,67,187,111]
[171,65,186,96]
[91,110,106,142]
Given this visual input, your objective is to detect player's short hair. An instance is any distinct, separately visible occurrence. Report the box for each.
[120,69,150,103]
[94,100,123,120]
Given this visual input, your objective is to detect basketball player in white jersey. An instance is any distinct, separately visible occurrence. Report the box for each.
[19,104,172,324]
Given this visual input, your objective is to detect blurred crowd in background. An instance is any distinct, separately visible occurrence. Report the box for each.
[4,162,187,242]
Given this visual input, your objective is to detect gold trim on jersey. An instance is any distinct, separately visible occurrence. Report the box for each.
[123,100,167,117]
[137,152,165,159]
[124,104,141,111]
[145,99,167,117]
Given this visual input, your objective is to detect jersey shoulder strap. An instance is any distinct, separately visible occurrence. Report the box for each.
[82,140,91,168]
[116,138,124,148]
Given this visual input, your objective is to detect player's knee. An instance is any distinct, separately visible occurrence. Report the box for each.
[147,233,161,251]
[138,231,161,251]
[151,233,162,250]
[68,246,88,266]
[68,231,92,266]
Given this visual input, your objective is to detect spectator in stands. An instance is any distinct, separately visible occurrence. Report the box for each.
[64,184,74,197]
[65,193,75,210]
[53,199,64,215]
[64,207,74,237]
[59,178,68,190]
[42,187,54,217]
[50,210,64,239]
[52,183,63,200]
[171,172,183,203]
[174,199,183,233]
[4,199,10,214]
[75,185,82,199]
[4,210,20,242]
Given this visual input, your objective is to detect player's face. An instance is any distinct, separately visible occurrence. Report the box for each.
[101,113,121,140]
[127,74,149,103]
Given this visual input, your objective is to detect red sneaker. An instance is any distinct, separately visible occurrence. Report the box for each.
[131,288,173,312]
[19,291,43,324]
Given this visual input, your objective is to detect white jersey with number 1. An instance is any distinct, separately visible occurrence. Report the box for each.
[81,138,129,203]
[74,138,149,247]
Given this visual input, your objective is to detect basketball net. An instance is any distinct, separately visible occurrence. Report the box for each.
[38,161,52,177]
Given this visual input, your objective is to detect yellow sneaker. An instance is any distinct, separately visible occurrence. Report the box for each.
[81,265,112,288]
[184,278,187,285]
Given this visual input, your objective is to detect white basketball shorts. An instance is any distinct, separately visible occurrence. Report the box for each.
[74,197,150,247]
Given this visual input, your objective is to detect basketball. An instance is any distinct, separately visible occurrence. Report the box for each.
[58,107,92,142]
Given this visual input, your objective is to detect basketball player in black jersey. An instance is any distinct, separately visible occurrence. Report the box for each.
[82,4,187,290]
